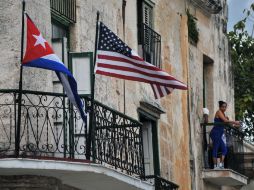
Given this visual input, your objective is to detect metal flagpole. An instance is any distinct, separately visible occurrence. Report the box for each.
[16,0,26,157]
[86,11,100,161]
[122,0,126,114]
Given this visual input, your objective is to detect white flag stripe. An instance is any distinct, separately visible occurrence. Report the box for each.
[95,23,187,99]
[58,73,79,108]
[41,54,63,64]
[161,85,168,96]
[97,57,179,79]
[98,50,178,78]
[96,67,185,87]
[98,50,154,67]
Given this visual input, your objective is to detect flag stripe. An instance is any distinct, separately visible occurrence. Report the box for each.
[97,62,185,83]
[151,84,159,99]
[161,85,167,97]
[95,23,187,99]
[98,51,186,83]
[96,69,188,90]
[96,65,186,88]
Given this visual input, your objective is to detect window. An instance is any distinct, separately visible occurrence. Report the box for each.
[50,21,91,159]
[52,22,68,39]
[139,112,160,176]
[50,0,76,23]
[142,121,154,175]
[69,52,93,95]
[203,54,214,118]
[142,1,153,27]
[137,0,161,68]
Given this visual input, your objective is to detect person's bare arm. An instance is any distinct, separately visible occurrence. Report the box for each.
[216,111,240,126]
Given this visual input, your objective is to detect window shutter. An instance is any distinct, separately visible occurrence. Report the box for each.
[143,2,153,28]
[68,52,93,95]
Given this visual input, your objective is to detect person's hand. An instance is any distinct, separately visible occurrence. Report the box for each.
[234,121,241,127]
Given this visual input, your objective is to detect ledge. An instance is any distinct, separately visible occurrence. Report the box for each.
[202,169,248,186]
[0,158,154,190]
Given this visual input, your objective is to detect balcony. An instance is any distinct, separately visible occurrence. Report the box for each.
[0,89,177,190]
[190,0,222,14]
[138,23,161,68]
[50,0,76,23]
[144,175,179,190]
[201,123,248,187]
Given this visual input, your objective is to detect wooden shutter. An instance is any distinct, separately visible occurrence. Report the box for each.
[142,1,153,28]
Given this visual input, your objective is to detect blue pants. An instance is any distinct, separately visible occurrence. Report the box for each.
[210,131,227,158]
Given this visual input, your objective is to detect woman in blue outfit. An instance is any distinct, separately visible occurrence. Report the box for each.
[210,101,240,169]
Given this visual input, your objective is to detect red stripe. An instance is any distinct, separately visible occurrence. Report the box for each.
[165,87,170,94]
[97,63,183,81]
[98,54,161,71]
[98,54,187,84]
[150,84,158,99]
[131,55,144,61]
[157,85,163,98]
[96,70,188,90]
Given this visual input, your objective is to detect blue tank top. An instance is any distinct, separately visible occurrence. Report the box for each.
[212,117,224,133]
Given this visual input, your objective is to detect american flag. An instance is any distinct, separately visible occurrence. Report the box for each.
[95,22,187,99]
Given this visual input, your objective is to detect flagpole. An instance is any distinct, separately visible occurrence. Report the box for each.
[86,11,100,161]
[16,0,25,157]
[122,0,126,114]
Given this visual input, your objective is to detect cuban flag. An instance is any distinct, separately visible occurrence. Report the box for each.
[22,14,86,122]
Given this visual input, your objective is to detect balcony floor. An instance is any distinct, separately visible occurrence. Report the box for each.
[202,169,248,186]
[0,158,154,190]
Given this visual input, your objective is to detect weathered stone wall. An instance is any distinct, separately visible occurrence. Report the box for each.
[0,175,80,190]
[0,0,234,190]
[0,0,53,155]
[72,1,192,187]
[0,0,53,91]
[187,0,235,189]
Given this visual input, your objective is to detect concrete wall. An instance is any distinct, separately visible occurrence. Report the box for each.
[0,175,79,190]
[72,0,191,188]
[0,0,235,190]
[0,0,53,91]
[187,0,235,189]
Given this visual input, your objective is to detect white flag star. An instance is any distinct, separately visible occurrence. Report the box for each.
[33,33,47,49]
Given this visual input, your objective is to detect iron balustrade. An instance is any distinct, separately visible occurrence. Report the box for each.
[0,89,88,159]
[201,122,245,175]
[190,0,222,14]
[0,89,144,176]
[0,89,180,187]
[144,175,179,190]
[92,100,144,176]
[50,0,76,23]
[139,23,161,68]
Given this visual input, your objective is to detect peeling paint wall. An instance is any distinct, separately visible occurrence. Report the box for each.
[0,0,235,190]
[187,0,235,189]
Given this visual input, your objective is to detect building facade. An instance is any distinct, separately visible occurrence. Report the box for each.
[0,0,252,190]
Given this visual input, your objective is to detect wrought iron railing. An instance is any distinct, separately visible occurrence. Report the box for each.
[190,0,222,14]
[0,89,144,176]
[0,89,180,187]
[202,122,245,175]
[144,175,179,190]
[50,0,76,23]
[0,89,88,159]
[139,23,161,68]
[92,100,144,176]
